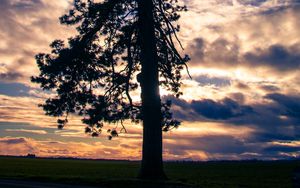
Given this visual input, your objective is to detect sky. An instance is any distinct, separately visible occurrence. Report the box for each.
[0,0,300,161]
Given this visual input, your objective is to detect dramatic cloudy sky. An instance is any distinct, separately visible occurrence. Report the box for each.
[0,0,300,160]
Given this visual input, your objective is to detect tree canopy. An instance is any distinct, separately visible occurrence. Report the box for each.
[32,0,189,139]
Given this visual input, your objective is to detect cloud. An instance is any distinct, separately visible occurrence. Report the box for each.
[188,37,240,68]
[0,0,299,161]
[190,98,253,120]
[0,137,37,155]
[5,129,47,135]
[244,44,300,71]
[165,135,247,155]
[259,84,280,92]
[165,95,253,121]
[0,81,51,98]
[188,37,300,72]
[0,94,57,127]
[0,0,73,84]
[237,0,268,7]
[266,93,300,118]
[264,145,300,153]
[0,136,142,160]
[0,82,31,97]
[193,74,231,87]
[226,93,300,129]
[164,93,300,146]
[0,63,24,82]
[186,5,300,76]
[164,133,299,160]
[0,137,28,145]
[229,92,246,104]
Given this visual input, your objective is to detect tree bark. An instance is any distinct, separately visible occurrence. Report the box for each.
[137,0,167,180]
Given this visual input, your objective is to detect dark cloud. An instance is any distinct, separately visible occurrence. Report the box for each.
[228,93,300,128]
[208,38,240,65]
[225,93,300,144]
[229,92,246,104]
[0,72,24,82]
[166,133,299,160]
[166,96,199,121]
[264,145,300,153]
[266,93,300,118]
[0,80,51,98]
[248,130,299,143]
[237,0,268,7]
[191,98,253,120]
[0,137,27,144]
[165,135,248,155]
[189,36,300,72]
[244,44,300,71]
[259,84,280,92]
[259,2,300,15]
[165,93,300,147]
[0,82,31,97]
[164,95,253,121]
[12,0,44,10]
[0,61,26,83]
[188,37,239,67]
[188,38,205,62]
[194,74,231,87]
[165,132,299,160]
[192,135,247,154]
[235,82,250,90]
[189,34,300,73]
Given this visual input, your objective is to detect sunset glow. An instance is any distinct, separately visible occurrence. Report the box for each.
[0,0,300,161]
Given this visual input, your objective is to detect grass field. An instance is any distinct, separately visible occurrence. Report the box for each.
[0,156,299,188]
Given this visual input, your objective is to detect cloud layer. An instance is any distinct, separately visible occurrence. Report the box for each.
[0,0,299,160]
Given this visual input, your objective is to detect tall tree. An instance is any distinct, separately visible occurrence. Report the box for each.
[32,0,189,179]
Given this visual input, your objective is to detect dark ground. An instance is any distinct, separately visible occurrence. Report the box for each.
[0,156,299,188]
[0,179,98,188]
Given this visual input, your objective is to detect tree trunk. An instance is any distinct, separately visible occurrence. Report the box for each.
[137,0,167,180]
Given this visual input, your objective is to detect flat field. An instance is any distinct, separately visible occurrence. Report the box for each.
[0,157,299,188]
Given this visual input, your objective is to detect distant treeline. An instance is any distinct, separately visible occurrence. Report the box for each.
[0,155,299,162]
[0,155,131,162]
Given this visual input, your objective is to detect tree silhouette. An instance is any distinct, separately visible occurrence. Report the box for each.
[32,0,189,179]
